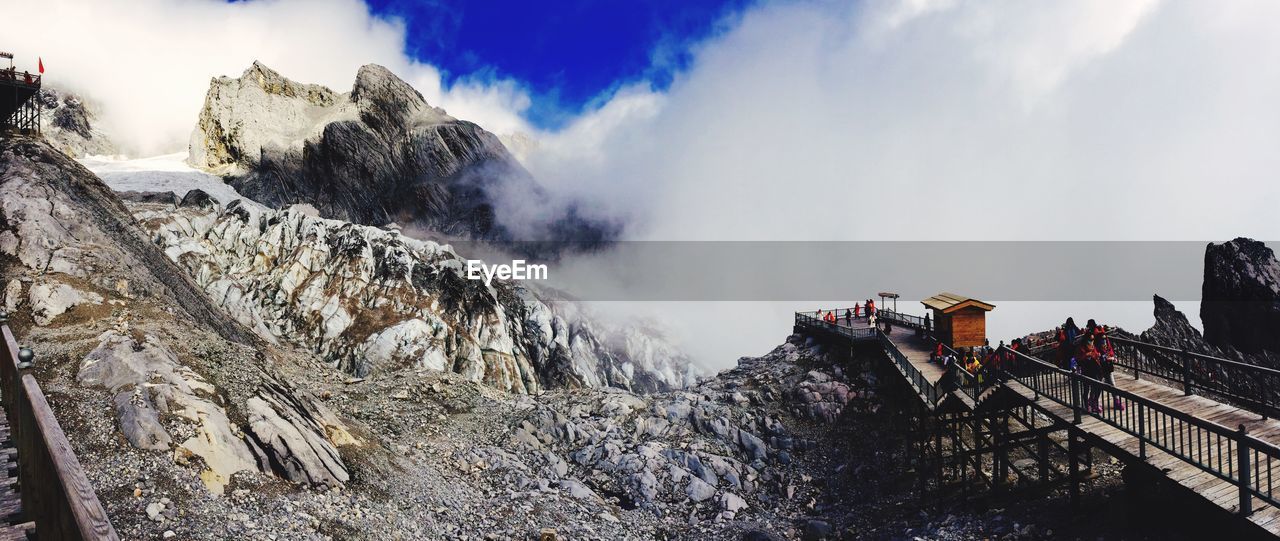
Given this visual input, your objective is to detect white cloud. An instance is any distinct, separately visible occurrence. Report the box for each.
[11,0,1280,367]
[4,0,535,156]
[523,0,1280,243]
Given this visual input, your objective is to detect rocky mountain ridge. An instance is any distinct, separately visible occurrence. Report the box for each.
[125,191,699,394]
[37,87,118,158]
[188,62,610,242]
[1201,238,1280,355]
[0,135,354,498]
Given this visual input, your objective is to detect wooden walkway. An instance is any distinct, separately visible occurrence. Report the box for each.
[841,316,946,380]
[1009,373,1280,534]
[797,308,1280,538]
[0,324,118,540]
[0,410,33,541]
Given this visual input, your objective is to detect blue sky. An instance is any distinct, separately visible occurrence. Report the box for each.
[363,0,754,129]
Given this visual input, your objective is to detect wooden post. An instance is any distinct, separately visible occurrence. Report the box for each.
[1238,424,1253,516]
[935,418,944,493]
[1037,436,1049,484]
[967,414,977,491]
[1070,374,1082,424]
[917,415,929,501]
[1182,348,1194,396]
[994,414,1007,493]
[1068,431,1080,507]
[1137,402,1146,460]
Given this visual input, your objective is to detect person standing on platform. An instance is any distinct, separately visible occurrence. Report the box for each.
[1078,341,1104,413]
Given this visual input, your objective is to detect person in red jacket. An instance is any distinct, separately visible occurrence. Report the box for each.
[1078,342,1104,413]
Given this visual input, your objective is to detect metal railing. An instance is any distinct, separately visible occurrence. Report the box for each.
[800,306,1280,515]
[876,308,930,331]
[1005,345,1280,516]
[880,331,940,406]
[794,311,939,406]
[794,311,878,341]
[1110,336,1280,419]
[1,325,118,540]
[0,69,40,87]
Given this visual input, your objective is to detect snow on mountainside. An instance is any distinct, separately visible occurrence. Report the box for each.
[124,192,701,393]
[82,153,255,206]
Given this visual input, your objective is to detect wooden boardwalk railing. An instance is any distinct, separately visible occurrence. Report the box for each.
[0,324,118,540]
[1110,336,1280,419]
[1003,346,1280,521]
[796,307,1280,534]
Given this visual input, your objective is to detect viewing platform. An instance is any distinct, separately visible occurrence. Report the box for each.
[1,53,43,134]
[796,297,1280,538]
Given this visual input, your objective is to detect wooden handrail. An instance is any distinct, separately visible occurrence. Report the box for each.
[1,325,118,540]
[1003,345,1280,514]
[797,306,1280,516]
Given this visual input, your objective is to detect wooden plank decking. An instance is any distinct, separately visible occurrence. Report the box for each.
[1007,374,1280,535]
[800,309,1280,537]
[0,409,32,541]
[833,316,947,384]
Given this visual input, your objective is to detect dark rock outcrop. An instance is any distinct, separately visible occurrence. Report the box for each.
[117,190,180,206]
[36,88,116,157]
[1141,294,1220,355]
[178,188,216,209]
[1201,238,1280,354]
[188,62,609,241]
[244,379,350,488]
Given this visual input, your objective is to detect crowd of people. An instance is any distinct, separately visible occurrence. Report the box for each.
[0,67,37,85]
[815,298,878,326]
[1052,317,1122,413]
[929,337,1026,384]
[927,316,1121,412]
[810,303,1125,412]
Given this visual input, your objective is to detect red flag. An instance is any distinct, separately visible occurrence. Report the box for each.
[38,57,43,74]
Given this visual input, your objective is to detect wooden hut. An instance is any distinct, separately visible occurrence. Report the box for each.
[921,292,995,349]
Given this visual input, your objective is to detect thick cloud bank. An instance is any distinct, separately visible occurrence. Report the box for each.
[524,0,1280,242]
[11,0,1277,366]
[5,0,534,156]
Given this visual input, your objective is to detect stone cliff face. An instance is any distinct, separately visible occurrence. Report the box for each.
[187,62,606,241]
[37,87,117,158]
[128,193,700,394]
[1140,294,1221,356]
[1201,238,1280,355]
[0,136,354,496]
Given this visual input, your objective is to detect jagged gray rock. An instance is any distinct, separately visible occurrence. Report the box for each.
[1202,238,1280,354]
[0,136,256,344]
[1141,295,1219,355]
[77,331,260,493]
[128,194,700,393]
[188,62,608,241]
[244,380,350,488]
[37,87,117,158]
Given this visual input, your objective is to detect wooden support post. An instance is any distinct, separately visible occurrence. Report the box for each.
[1239,424,1253,516]
[1037,436,1049,484]
[972,413,983,490]
[1182,348,1194,396]
[1068,431,1080,507]
[935,418,944,493]
[1138,402,1146,460]
[993,414,1006,493]
[917,415,929,500]
[1070,374,1082,424]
